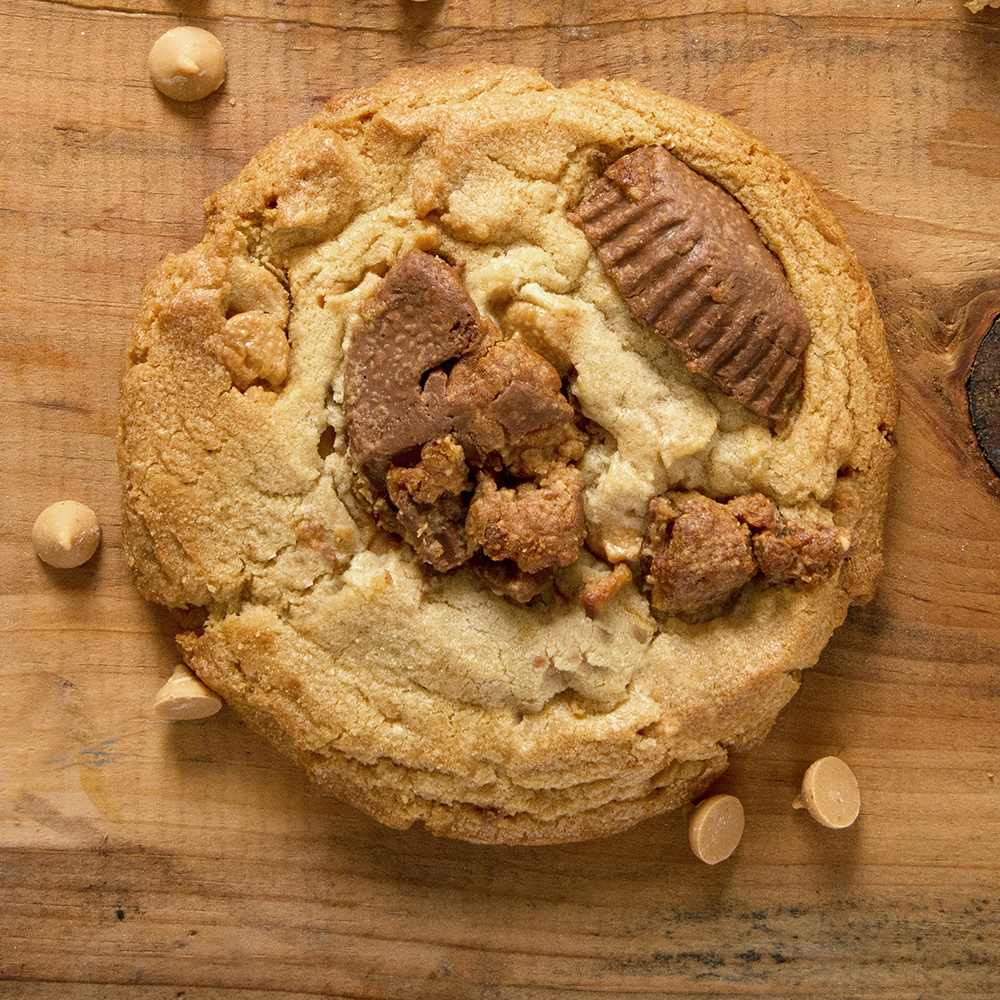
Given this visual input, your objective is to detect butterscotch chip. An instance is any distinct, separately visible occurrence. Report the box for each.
[578,562,632,617]
[207,311,290,391]
[32,501,101,569]
[793,756,861,828]
[153,665,223,720]
[148,27,226,103]
[688,794,745,864]
[118,65,896,845]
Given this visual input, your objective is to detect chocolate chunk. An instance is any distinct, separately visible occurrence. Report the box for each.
[642,492,756,621]
[571,146,812,423]
[344,250,491,492]
[641,489,853,620]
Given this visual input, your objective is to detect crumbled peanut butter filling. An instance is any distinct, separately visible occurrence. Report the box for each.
[641,490,852,621]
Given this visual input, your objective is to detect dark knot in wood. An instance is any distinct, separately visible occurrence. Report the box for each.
[968,313,1000,479]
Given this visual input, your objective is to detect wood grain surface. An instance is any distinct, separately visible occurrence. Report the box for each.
[3,1,999,996]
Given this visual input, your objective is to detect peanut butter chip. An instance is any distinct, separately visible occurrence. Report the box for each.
[153,665,223,720]
[688,794,745,864]
[148,27,226,102]
[793,756,860,828]
[32,501,101,568]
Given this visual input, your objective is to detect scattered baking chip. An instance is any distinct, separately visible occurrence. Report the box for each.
[32,500,101,568]
[148,27,226,103]
[793,755,861,828]
[688,793,745,864]
[154,664,223,720]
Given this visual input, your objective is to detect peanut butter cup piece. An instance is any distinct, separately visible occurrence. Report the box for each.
[385,436,474,572]
[466,466,585,574]
[572,146,812,424]
[473,557,552,603]
[344,250,489,493]
[642,491,756,621]
[641,490,853,621]
[343,250,587,597]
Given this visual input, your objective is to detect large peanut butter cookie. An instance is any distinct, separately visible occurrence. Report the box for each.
[119,64,896,844]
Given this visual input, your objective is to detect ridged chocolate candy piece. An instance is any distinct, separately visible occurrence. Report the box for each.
[572,146,812,423]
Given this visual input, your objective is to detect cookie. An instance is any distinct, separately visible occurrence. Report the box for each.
[118,64,896,844]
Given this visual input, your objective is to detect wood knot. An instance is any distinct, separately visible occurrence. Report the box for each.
[968,312,1000,478]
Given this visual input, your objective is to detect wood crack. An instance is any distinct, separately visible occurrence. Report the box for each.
[30,1,986,37]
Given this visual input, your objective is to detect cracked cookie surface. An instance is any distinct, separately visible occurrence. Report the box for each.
[118,64,896,844]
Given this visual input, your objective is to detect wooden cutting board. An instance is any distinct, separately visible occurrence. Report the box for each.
[3,1,999,995]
